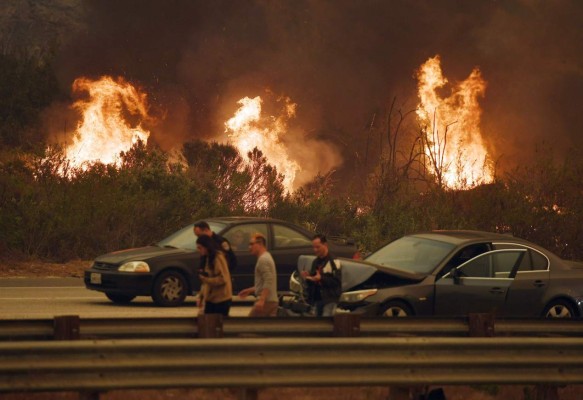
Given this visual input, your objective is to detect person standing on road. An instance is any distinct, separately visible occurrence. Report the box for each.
[238,233,279,317]
[302,234,342,317]
[194,221,237,272]
[196,235,232,316]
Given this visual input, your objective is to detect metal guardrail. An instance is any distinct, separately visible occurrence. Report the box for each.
[1,315,582,340]
[1,315,582,398]
[1,336,583,392]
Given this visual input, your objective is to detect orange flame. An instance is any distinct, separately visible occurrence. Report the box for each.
[225,95,300,193]
[64,76,150,169]
[416,55,493,188]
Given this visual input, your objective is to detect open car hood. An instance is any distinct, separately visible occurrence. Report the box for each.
[297,255,425,291]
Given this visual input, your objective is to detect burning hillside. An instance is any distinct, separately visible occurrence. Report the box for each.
[416,55,493,189]
[63,76,151,169]
[224,95,300,193]
[54,56,495,192]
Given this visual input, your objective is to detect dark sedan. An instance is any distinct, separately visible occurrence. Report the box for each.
[84,217,358,306]
[294,230,583,318]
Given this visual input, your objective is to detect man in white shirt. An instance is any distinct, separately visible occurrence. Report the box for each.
[238,233,278,316]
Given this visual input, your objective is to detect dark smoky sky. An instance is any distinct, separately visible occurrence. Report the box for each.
[4,0,583,180]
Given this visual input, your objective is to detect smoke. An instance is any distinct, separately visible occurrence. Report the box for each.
[5,0,583,182]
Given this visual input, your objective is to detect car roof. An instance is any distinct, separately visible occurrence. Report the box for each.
[411,230,520,245]
[203,216,292,225]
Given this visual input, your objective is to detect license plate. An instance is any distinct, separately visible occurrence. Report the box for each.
[90,273,102,285]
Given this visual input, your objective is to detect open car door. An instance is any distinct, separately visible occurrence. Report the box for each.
[434,249,526,316]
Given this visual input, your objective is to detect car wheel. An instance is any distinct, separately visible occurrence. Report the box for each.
[105,293,136,304]
[380,300,413,317]
[152,270,188,307]
[544,300,576,318]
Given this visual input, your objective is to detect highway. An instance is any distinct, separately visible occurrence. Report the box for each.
[0,278,252,319]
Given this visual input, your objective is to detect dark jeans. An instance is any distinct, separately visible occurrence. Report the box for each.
[204,299,232,316]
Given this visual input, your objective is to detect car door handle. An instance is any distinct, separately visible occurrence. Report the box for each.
[533,280,546,288]
[489,287,505,294]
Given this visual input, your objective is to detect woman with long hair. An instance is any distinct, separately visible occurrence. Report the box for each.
[196,234,232,316]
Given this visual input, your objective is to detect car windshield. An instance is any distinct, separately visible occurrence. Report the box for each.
[365,236,455,274]
[157,221,228,251]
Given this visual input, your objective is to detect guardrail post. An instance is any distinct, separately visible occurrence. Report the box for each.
[197,315,253,400]
[238,388,258,400]
[333,313,360,337]
[53,315,80,340]
[197,314,223,338]
[334,315,418,398]
[54,316,101,400]
[468,313,495,337]
[79,391,100,400]
[535,385,559,400]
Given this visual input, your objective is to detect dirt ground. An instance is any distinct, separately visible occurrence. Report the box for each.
[1,259,582,399]
[0,258,91,278]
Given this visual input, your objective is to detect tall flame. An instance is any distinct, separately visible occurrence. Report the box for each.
[416,55,493,188]
[225,96,300,193]
[64,76,150,168]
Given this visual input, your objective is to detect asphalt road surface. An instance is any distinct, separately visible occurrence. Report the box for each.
[0,278,252,319]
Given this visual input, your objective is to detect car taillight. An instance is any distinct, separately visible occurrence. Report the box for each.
[352,252,362,260]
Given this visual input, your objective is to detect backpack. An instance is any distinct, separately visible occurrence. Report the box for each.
[213,234,238,272]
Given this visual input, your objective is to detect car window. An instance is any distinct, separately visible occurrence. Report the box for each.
[459,253,492,278]
[157,222,229,251]
[438,243,490,278]
[531,250,549,271]
[456,250,526,278]
[365,236,455,274]
[208,221,227,234]
[222,223,269,251]
[493,252,522,277]
[272,224,311,248]
[157,224,197,250]
[492,242,549,272]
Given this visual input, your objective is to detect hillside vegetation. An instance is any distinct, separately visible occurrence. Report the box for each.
[1,50,582,263]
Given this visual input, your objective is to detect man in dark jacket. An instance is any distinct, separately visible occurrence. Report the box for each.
[193,221,237,272]
[301,234,341,316]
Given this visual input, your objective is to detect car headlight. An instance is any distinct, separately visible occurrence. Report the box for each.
[118,261,150,273]
[340,289,378,303]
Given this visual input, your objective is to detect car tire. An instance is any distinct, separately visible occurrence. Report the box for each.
[543,299,577,318]
[105,293,136,304]
[380,300,413,317]
[152,270,188,307]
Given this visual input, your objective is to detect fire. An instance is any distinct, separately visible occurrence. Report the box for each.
[64,76,150,169]
[225,95,300,193]
[416,55,493,188]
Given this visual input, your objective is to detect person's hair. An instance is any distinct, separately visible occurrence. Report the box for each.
[312,233,327,244]
[251,233,266,247]
[196,234,219,269]
[194,221,210,230]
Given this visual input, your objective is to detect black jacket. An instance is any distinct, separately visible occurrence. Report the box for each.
[211,232,237,272]
[306,254,341,304]
[199,233,238,273]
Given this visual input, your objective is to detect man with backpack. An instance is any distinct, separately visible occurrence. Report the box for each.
[193,221,237,272]
[301,234,342,317]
